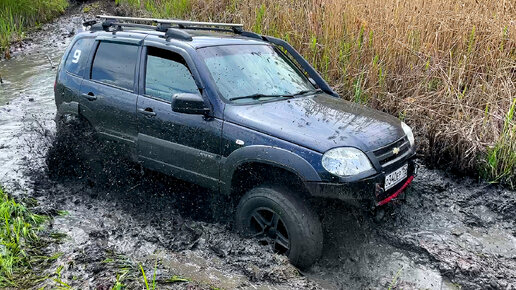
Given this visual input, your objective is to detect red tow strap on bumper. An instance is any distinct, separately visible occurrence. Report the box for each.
[377,175,414,206]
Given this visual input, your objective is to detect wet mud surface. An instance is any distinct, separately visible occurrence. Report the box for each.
[1,3,515,289]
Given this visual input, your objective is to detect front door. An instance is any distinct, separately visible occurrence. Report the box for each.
[136,46,222,189]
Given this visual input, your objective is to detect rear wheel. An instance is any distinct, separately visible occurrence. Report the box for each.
[235,185,323,269]
[47,116,105,183]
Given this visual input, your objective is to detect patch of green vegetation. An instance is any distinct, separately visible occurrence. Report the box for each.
[102,258,115,263]
[0,186,47,287]
[82,3,99,14]
[49,232,68,242]
[482,98,516,188]
[56,210,69,216]
[0,0,68,57]
[253,4,266,35]
[112,271,128,290]
[166,275,190,283]
[53,264,72,289]
[94,253,199,289]
[140,260,158,290]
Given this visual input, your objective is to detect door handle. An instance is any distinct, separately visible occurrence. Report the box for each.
[138,107,156,117]
[82,92,97,101]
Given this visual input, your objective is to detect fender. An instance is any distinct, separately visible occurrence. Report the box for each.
[221,145,322,195]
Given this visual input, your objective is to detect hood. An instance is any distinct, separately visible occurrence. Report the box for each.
[223,94,405,153]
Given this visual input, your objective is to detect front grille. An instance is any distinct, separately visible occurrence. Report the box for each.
[373,136,410,165]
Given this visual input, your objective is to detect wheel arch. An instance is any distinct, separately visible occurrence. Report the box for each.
[56,101,95,129]
[221,145,322,199]
[56,101,80,118]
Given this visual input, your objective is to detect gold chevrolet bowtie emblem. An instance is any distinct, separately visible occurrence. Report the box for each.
[392,147,400,155]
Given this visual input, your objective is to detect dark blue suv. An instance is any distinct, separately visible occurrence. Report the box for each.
[54,16,416,268]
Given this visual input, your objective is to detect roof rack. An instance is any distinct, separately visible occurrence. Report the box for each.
[86,15,245,42]
[96,15,243,30]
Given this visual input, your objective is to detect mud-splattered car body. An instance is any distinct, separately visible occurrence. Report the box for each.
[54,16,416,267]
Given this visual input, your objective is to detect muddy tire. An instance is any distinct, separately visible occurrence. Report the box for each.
[47,116,105,184]
[235,185,323,269]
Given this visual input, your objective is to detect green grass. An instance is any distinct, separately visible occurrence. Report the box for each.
[482,98,516,188]
[140,260,158,290]
[0,186,47,287]
[138,259,191,289]
[0,0,68,57]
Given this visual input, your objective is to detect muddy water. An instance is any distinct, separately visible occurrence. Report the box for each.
[1,5,515,290]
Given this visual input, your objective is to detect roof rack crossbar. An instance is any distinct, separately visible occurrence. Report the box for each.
[110,22,156,30]
[96,15,243,29]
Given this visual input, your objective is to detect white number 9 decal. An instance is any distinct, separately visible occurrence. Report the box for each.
[72,49,81,63]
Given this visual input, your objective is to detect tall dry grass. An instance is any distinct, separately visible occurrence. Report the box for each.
[120,0,516,186]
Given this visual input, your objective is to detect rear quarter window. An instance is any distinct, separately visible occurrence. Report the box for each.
[64,38,95,76]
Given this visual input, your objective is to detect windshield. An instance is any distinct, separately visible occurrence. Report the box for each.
[198,45,314,103]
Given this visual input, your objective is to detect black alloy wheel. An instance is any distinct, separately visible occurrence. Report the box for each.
[249,207,290,254]
[235,185,323,269]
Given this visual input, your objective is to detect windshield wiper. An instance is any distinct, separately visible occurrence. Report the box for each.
[229,89,322,101]
[292,88,323,97]
[229,93,294,101]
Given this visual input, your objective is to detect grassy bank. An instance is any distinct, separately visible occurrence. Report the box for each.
[0,0,68,58]
[118,0,516,187]
[0,187,47,287]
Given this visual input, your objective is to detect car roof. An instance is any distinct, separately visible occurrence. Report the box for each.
[84,28,269,49]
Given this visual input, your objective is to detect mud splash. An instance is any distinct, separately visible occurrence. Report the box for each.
[0,2,515,289]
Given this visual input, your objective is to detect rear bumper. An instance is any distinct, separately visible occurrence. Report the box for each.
[305,158,417,207]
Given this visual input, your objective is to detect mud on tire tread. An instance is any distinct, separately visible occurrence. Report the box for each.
[235,185,323,269]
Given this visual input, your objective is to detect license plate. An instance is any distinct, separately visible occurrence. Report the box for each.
[385,164,408,190]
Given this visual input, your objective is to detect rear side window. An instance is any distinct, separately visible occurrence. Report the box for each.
[145,47,199,102]
[64,38,95,76]
[91,42,139,90]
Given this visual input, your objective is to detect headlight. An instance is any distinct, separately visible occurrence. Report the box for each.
[322,147,373,177]
[401,122,415,147]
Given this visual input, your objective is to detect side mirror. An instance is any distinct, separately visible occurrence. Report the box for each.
[171,93,210,115]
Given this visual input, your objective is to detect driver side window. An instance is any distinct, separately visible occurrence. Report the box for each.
[145,47,199,102]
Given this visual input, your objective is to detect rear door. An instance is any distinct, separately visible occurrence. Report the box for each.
[79,40,141,155]
[136,45,222,189]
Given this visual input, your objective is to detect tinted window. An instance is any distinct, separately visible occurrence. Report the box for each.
[145,47,198,102]
[64,38,95,76]
[91,42,139,90]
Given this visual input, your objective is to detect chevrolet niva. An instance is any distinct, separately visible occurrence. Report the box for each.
[53,15,417,268]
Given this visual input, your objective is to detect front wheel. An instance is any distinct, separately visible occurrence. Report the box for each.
[235,185,323,269]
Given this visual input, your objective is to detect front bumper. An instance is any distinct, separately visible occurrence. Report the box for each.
[305,158,417,207]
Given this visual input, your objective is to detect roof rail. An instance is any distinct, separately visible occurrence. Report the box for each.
[96,15,243,29]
